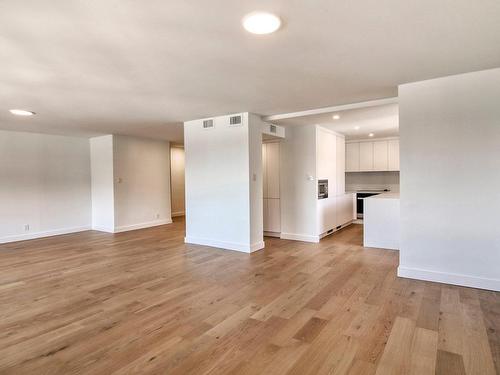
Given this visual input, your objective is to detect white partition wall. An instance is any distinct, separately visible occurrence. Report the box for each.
[90,135,115,232]
[90,135,172,233]
[398,68,500,291]
[184,113,264,253]
[280,125,355,243]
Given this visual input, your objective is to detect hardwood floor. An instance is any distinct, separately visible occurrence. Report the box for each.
[0,218,499,374]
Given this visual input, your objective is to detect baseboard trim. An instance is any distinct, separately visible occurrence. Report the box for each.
[113,219,172,233]
[319,221,354,240]
[264,231,281,238]
[0,226,91,244]
[91,225,115,233]
[171,211,185,218]
[280,232,320,243]
[184,236,264,253]
[398,266,500,292]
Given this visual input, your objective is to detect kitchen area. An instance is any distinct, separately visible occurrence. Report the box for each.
[268,101,401,250]
[345,137,400,250]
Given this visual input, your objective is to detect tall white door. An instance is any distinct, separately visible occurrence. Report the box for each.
[266,142,280,199]
[262,144,268,198]
[262,142,280,233]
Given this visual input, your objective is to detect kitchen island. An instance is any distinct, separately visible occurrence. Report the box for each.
[363,192,400,250]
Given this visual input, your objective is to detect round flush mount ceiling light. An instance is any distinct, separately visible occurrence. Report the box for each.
[354,126,360,130]
[9,109,35,116]
[332,114,340,120]
[242,12,281,34]
[368,133,374,137]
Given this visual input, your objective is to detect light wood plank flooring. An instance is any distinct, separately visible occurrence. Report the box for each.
[0,218,499,374]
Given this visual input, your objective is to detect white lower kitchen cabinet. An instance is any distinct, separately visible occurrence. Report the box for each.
[263,198,280,234]
[317,193,355,237]
[317,196,337,235]
[336,193,356,227]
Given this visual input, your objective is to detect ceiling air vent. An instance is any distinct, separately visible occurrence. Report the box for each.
[202,119,214,129]
[229,115,242,126]
[269,124,277,133]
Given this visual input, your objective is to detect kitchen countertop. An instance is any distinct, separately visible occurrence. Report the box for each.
[347,190,391,194]
[364,192,400,200]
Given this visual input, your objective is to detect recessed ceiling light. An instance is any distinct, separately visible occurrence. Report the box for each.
[242,12,281,35]
[368,133,374,137]
[332,114,340,120]
[9,109,35,116]
[354,126,360,130]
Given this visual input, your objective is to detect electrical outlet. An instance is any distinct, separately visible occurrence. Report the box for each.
[156,213,160,219]
[24,224,30,231]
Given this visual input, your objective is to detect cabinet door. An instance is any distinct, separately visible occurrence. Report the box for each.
[351,193,357,220]
[336,136,345,195]
[359,142,373,171]
[266,142,280,199]
[316,129,336,180]
[267,199,281,233]
[373,141,388,171]
[346,142,359,172]
[336,193,355,226]
[263,198,269,231]
[388,139,400,171]
[317,196,336,234]
[262,144,268,198]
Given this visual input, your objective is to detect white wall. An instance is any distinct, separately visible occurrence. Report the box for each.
[280,125,318,242]
[90,135,115,232]
[398,68,500,291]
[170,146,185,217]
[248,113,264,246]
[184,113,264,252]
[113,135,172,232]
[0,131,91,243]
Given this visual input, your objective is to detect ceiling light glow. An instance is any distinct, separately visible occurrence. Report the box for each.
[354,126,360,130]
[332,114,340,120]
[243,12,281,34]
[368,133,374,137]
[9,109,35,116]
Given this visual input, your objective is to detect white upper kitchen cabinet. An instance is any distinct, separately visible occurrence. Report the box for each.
[346,138,399,172]
[373,141,388,171]
[316,128,336,180]
[346,142,359,172]
[388,139,400,171]
[359,142,374,171]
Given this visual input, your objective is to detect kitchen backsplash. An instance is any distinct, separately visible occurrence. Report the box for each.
[346,171,400,192]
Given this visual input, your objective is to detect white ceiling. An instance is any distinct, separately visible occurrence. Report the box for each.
[1,1,500,142]
[274,103,399,140]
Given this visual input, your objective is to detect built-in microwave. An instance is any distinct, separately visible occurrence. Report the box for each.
[318,179,328,199]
